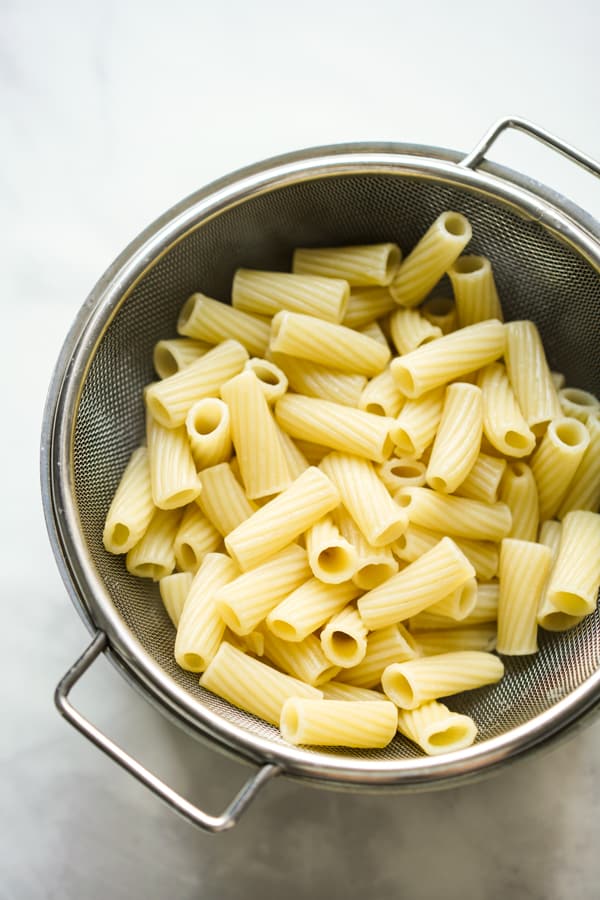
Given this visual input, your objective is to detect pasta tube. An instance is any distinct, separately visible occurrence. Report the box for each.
[197,462,256,536]
[243,357,288,406]
[420,294,457,335]
[159,571,192,628]
[125,507,181,580]
[270,310,390,376]
[321,682,387,702]
[200,642,321,727]
[221,370,293,499]
[358,367,405,418]
[499,461,539,542]
[338,624,420,688]
[397,701,478,755]
[558,387,600,423]
[320,605,368,668]
[388,308,442,355]
[174,553,239,671]
[536,520,582,631]
[530,417,590,520]
[185,398,232,469]
[269,351,366,407]
[425,383,483,494]
[232,268,349,322]
[427,577,478,621]
[389,211,472,307]
[214,544,311,635]
[416,624,497,656]
[266,578,360,642]
[280,698,398,747]
[392,524,498,582]
[146,415,201,510]
[320,452,407,546]
[477,362,536,457]
[410,582,499,631]
[357,537,475,629]
[504,320,561,435]
[177,293,270,357]
[558,417,600,516]
[390,319,505,399]
[390,386,445,459]
[455,452,507,504]
[305,515,358,584]
[292,242,401,287]
[334,507,399,589]
[342,286,396,329]
[173,503,222,572]
[447,255,503,326]
[382,651,504,709]
[274,422,310,480]
[395,487,512,542]
[497,539,552,655]
[543,510,600,617]
[224,467,340,571]
[153,338,211,379]
[376,458,427,494]
[276,394,394,463]
[358,319,389,346]
[262,630,340,687]
[103,447,155,554]
[145,339,249,428]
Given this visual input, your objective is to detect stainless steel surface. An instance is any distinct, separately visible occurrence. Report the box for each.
[42,118,600,825]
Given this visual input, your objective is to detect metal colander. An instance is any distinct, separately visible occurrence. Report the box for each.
[43,117,600,832]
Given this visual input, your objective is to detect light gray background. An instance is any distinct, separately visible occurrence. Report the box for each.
[2,1,600,898]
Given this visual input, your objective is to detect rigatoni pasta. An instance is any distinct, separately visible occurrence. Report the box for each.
[103,446,155,554]
[293,242,401,287]
[178,294,270,357]
[232,268,350,322]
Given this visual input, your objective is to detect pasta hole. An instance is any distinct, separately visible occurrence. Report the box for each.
[509,461,527,477]
[331,632,358,660]
[354,563,394,590]
[396,493,412,508]
[385,246,402,281]
[505,430,530,450]
[178,543,198,570]
[554,420,587,447]
[146,395,170,426]
[540,611,582,631]
[442,212,469,237]
[451,255,485,275]
[428,475,448,493]
[112,523,130,547]
[133,563,164,580]
[385,671,414,708]
[315,665,342,685]
[552,591,589,616]
[250,363,280,386]
[177,294,197,331]
[428,724,471,748]
[365,402,386,416]
[424,295,453,316]
[280,701,300,741]
[268,620,298,641]
[190,404,223,435]
[182,652,206,672]
[217,602,242,632]
[391,463,421,478]
[392,368,414,397]
[163,489,199,508]
[395,534,407,550]
[317,546,351,575]
[153,346,178,378]
[560,388,598,407]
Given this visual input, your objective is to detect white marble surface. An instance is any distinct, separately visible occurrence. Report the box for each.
[2,1,600,897]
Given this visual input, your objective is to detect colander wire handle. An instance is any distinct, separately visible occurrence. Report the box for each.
[460,116,600,178]
[54,631,281,833]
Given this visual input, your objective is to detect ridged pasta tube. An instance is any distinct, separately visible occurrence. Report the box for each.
[243,357,288,406]
[358,319,389,346]
[426,383,483,493]
[200,642,321,727]
[499,462,539,542]
[280,698,398,747]
[376,458,427,494]
[146,415,201,510]
[320,605,368,668]
[410,582,499,631]
[397,700,478,755]
[382,651,504,709]
[159,571,192,628]
[269,351,366,407]
[177,293,270,357]
[427,577,478,621]
[543,510,600,617]
[390,320,505,399]
[497,539,553,655]
[174,553,239,671]
[332,507,399,590]
[558,417,600,516]
[305,515,358,584]
[390,387,445,459]
[103,447,155,554]
[292,243,401,287]
[221,370,293,499]
[275,394,395,463]
[320,452,407,547]
[125,508,181,580]
[478,362,536,459]
[558,387,600,423]
[214,544,311,635]
[504,320,561,435]
[388,308,442,355]
[536,520,583,632]
[342,287,396,329]
[232,268,349,322]
[321,682,387,702]
[153,338,211,379]
[261,630,340,687]
[274,423,310,480]
[389,211,472,307]
[358,367,405,418]
[185,398,232,469]
[447,255,504,326]
[395,487,512,542]
[173,503,222,572]
[530,417,590,520]
[455,453,507,504]
[266,577,360,642]
[224,467,340,571]
[338,624,420,688]
[197,462,256,536]
[420,294,457,335]
[416,625,497,656]
[270,310,390,377]
[392,523,499,582]
[357,537,475,629]
[145,339,249,428]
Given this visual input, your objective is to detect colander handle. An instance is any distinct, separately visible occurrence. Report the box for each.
[55,631,281,833]
[460,116,600,178]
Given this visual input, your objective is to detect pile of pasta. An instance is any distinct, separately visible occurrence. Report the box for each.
[103,210,600,756]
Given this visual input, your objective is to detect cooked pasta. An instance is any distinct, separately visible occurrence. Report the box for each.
[447,254,503,326]
[376,457,427,494]
[358,366,405,418]
[153,338,211,379]
[409,581,499,631]
[269,351,366,407]
[173,503,222,573]
[558,416,600,516]
[232,268,349,322]
[125,507,182,581]
[280,698,398,747]
[338,624,420,688]
[536,520,583,632]
[320,605,368,668]
[185,397,232,469]
[396,700,478,755]
[304,515,359,584]
[415,625,497,656]
[558,387,600,423]
[342,286,396,328]
[543,510,600,617]
[394,486,512,542]
[390,387,445,458]
[159,571,192,628]
[388,308,442,355]
[426,577,478,621]
[426,383,483,494]
[381,651,504,709]
[177,293,270,357]
[504,320,561,435]
[477,362,536,458]
[243,357,288,406]
[530,417,590,520]
[266,577,360,642]
[455,452,506,504]
[103,447,155,554]
[262,630,340,687]
[293,242,401,286]
[321,682,387,702]
[196,462,257,536]
[334,507,399,590]
[393,524,499,582]
[146,415,201,510]
[497,539,553,655]
[499,461,539,542]
[420,294,457,334]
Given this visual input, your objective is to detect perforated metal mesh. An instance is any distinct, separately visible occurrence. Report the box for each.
[71,171,600,762]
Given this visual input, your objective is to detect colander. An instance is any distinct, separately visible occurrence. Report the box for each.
[42,117,600,833]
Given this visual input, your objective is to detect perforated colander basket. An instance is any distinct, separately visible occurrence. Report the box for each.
[43,118,600,832]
